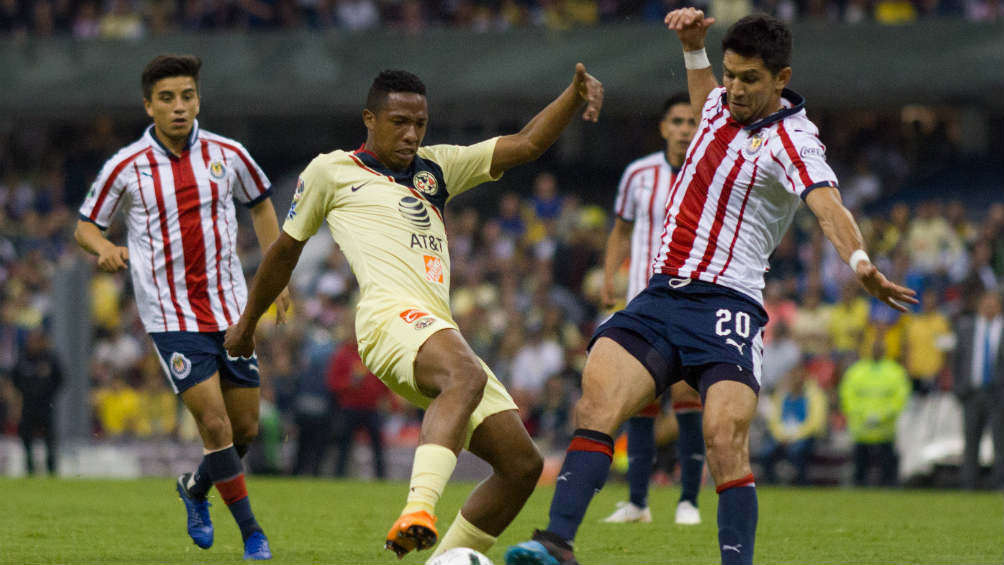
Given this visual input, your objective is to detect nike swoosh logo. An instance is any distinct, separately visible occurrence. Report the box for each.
[351,181,372,192]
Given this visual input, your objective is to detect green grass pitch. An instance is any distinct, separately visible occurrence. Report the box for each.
[1,477,1001,564]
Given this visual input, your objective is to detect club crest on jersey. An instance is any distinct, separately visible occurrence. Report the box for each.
[170,352,192,379]
[414,318,434,330]
[743,131,769,158]
[288,177,305,220]
[413,170,439,195]
[208,160,228,180]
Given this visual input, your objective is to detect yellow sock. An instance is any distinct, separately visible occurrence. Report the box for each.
[401,443,457,516]
[431,511,497,557]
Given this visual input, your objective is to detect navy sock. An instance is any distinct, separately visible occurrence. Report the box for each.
[190,443,250,499]
[205,446,263,542]
[626,417,655,508]
[547,429,614,542]
[717,474,757,565]
[675,409,705,505]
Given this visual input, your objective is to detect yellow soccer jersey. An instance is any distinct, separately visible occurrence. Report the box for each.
[283,137,500,330]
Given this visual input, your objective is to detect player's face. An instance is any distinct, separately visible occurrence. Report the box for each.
[659,103,696,164]
[722,50,790,125]
[363,92,428,172]
[144,76,200,145]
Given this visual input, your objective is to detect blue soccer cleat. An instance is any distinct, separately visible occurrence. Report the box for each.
[243,531,272,560]
[176,473,213,549]
[505,530,578,565]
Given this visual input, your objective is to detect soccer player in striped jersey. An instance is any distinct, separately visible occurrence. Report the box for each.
[506,12,916,565]
[75,54,289,560]
[599,93,706,527]
[224,65,603,560]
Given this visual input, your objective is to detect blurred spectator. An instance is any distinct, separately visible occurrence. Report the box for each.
[901,288,952,395]
[509,320,564,429]
[327,328,391,479]
[760,320,801,393]
[11,328,62,475]
[839,338,910,486]
[828,281,869,371]
[952,290,1003,489]
[790,281,832,357]
[291,332,333,476]
[759,360,827,485]
[72,0,100,37]
[98,0,145,38]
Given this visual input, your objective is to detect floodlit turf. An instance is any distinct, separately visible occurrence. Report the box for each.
[1,476,1001,564]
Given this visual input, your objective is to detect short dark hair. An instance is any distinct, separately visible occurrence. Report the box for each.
[721,14,792,75]
[142,54,202,100]
[662,92,691,116]
[366,70,427,112]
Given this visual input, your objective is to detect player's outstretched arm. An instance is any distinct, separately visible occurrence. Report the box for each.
[489,63,603,177]
[224,232,307,357]
[805,187,918,312]
[665,7,718,120]
[601,217,633,309]
[249,198,292,324]
[74,219,129,272]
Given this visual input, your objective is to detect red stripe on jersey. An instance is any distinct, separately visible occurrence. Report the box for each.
[568,436,614,459]
[617,165,656,219]
[147,151,187,330]
[134,162,169,331]
[776,122,813,188]
[664,122,742,273]
[644,166,660,279]
[202,142,233,325]
[208,139,267,199]
[715,164,758,283]
[172,151,215,331]
[88,147,147,223]
[693,154,744,277]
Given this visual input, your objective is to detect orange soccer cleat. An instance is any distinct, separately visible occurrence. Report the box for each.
[384,510,438,559]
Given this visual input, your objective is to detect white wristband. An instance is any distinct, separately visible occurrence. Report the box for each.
[684,48,711,70]
[848,249,870,273]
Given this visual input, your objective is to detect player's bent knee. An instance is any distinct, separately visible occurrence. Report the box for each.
[573,395,621,436]
[233,420,259,445]
[197,412,233,444]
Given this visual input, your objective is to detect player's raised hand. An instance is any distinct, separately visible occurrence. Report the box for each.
[224,323,255,359]
[856,263,918,313]
[274,287,292,325]
[664,8,715,51]
[573,63,603,123]
[97,245,129,272]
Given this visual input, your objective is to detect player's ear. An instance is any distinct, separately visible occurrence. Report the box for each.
[774,66,792,91]
[144,97,154,119]
[362,109,376,130]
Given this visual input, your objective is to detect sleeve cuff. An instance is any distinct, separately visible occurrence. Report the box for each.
[244,187,273,208]
[800,181,838,201]
[78,213,108,231]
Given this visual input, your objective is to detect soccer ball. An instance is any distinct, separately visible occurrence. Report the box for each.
[425,547,494,565]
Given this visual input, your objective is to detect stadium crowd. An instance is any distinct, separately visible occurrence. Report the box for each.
[0,0,1000,40]
[0,99,1001,487]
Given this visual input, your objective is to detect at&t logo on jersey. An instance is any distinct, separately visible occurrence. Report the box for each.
[170,352,192,379]
[399,196,432,229]
[208,160,228,180]
[413,170,439,195]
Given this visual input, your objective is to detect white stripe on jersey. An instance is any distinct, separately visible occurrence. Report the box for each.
[78,121,271,333]
[612,151,677,301]
[653,87,838,304]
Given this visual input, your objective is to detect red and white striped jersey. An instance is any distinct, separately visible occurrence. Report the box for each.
[652,87,838,305]
[78,121,272,333]
[612,151,678,301]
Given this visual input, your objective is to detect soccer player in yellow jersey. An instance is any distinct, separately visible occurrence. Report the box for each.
[224,65,603,559]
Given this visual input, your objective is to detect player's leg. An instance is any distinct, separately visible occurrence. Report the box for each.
[18,414,34,475]
[386,328,487,557]
[601,402,657,523]
[432,408,542,556]
[506,335,658,565]
[702,377,758,565]
[670,380,704,525]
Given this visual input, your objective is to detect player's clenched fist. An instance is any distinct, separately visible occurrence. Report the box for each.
[573,62,603,123]
[664,8,715,50]
[97,245,129,272]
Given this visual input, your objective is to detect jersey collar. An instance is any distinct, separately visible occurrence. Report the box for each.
[723,88,805,132]
[661,151,681,175]
[146,119,200,157]
[352,144,417,183]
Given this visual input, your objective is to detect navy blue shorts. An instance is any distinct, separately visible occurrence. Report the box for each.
[149,331,260,394]
[590,274,767,401]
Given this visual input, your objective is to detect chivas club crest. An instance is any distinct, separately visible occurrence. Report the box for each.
[413,170,439,195]
[743,130,769,158]
[208,160,228,180]
[170,352,192,379]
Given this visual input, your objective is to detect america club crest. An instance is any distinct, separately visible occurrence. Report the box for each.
[743,130,770,159]
[288,177,305,220]
[208,160,228,180]
[413,170,439,195]
[170,352,192,380]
